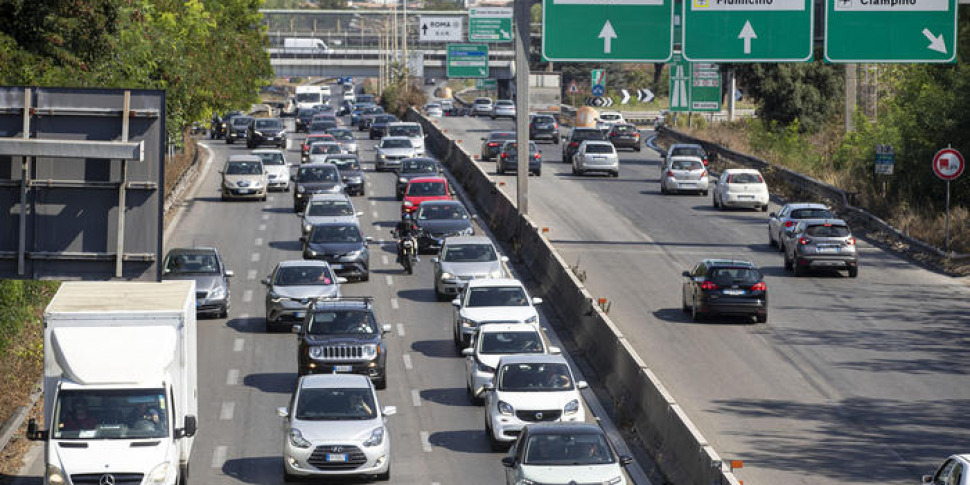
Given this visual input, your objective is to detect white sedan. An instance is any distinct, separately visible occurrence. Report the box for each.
[713,168,769,212]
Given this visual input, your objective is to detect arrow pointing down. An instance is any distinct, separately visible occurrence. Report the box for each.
[738,21,757,55]
[500,29,510,40]
[599,20,617,54]
[922,28,947,54]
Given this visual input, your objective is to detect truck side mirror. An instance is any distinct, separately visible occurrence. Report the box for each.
[181,415,198,438]
[26,418,47,441]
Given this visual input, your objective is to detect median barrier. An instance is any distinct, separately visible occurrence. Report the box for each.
[407,108,742,485]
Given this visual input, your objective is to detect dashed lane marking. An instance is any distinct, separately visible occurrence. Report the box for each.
[211,446,227,468]
[243,290,253,303]
[220,401,234,420]
[412,389,422,407]
[396,323,405,337]
[247,269,258,281]
[255,237,263,247]
[385,275,393,286]
[233,338,245,352]
[226,369,239,386]
[420,431,432,452]
[403,353,413,370]
[251,253,260,263]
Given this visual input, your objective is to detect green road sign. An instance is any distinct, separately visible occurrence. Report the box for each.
[682,0,814,62]
[476,78,498,89]
[669,54,722,112]
[469,7,513,42]
[669,54,690,112]
[824,0,958,63]
[446,44,489,78]
[542,0,674,62]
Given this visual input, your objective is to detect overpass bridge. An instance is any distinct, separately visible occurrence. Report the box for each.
[270,50,514,79]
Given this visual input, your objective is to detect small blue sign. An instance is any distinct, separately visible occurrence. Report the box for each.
[592,84,605,97]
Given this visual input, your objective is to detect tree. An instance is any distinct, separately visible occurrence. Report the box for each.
[733,61,843,133]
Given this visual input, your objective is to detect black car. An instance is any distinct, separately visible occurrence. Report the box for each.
[327,154,365,196]
[295,297,389,388]
[162,247,233,318]
[357,106,385,131]
[395,157,442,200]
[338,100,354,116]
[607,123,641,151]
[413,200,474,252]
[295,108,319,133]
[368,114,399,140]
[497,140,542,176]
[246,118,286,149]
[480,131,516,162]
[529,114,560,144]
[209,110,241,139]
[308,119,337,134]
[562,127,608,162]
[225,115,253,144]
[682,259,767,323]
[293,163,345,213]
[301,222,371,281]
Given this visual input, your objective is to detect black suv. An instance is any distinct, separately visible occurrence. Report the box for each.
[562,127,608,162]
[529,114,560,144]
[295,108,318,133]
[246,118,286,149]
[369,114,399,140]
[480,131,516,162]
[395,157,442,200]
[225,115,253,144]
[295,297,391,389]
[681,259,767,323]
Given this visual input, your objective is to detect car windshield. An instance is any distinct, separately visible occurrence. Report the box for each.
[791,208,834,219]
[613,125,636,133]
[707,267,762,286]
[573,130,606,141]
[255,119,282,130]
[299,166,339,182]
[389,126,421,137]
[426,104,440,109]
[600,114,621,121]
[296,92,321,103]
[496,101,514,107]
[497,362,573,391]
[523,433,615,466]
[310,121,335,131]
[533,116,554,124]
[727,173,764,184]
[310,144,341,155]
[363,107,383,115]
[417,204,468,220]
[402,159,436,173]
[671,159,703,170]
[375,115,398,124]
[307,310,376,335]
[295,388,376,421]
[306,136,334,145]
[53,389,168,440]
[382,139,413,149]
[502,142,538,153]
[309,224,362,243]
[490,133,516,142]
[231,117,252,127]
[357,95,375,103]
[275,266,335,286]
[474,98,491,105]
[467,286,527,307]
[256,153,285,166]
[330,158,361,171]
[307,200,353,216]
[480,331,543,355]
[671,146,706,158]
[327,129,353,141]
[806,224,851,237]
[406,181,447,196]
[298,109,318,118]
[164,252,220,274]
[585,144,614,154]
[443,243,496,263]
[225,161,262,175]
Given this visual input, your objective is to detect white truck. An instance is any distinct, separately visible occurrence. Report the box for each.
[28,281,198,485]
[283,37,331,55]
[294,84,331,111]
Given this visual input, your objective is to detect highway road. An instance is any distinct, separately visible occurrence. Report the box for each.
[426,104,970,485]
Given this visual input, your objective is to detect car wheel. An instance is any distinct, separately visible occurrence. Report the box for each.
[221,193,228,202]
[374,464,390,481]
[359,271,369,282]
[702,190,709,196]
[793,260,805,277]
[761,204,768,212]
[682,292,690,313]
[219,306,228,319]
[768,231,776,248]
[756,313,767,324]
[553,136,560,145]
[375,376,387,390]
[783,251,793,270]
[534,170,541,177]
[283,468,298,482]
[612,170,619,178]
[486,421,504,452]
[713,193,720,209]
[691,301,703,322]
[848,266,859,278]
[635,145,641,152]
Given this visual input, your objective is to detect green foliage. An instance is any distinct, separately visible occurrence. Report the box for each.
[380,73,428,117]
[748,119,820,173]
[0,280,58,356]
[733,61,843,134]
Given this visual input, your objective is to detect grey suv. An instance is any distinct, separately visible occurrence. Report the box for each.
[262,260,346,332]
[782,219,859,277]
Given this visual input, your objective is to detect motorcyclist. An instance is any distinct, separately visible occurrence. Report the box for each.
[393,213,418,264]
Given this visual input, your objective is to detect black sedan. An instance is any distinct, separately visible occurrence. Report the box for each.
[395,157,442,200]
[412,200,474,253]
[682,259,767,323]
[479,131,516,162]
[301,222,371,282]
[607,123,641,151]
[369,114,399,140]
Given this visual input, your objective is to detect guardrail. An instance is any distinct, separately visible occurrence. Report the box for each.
[409,107,743,485]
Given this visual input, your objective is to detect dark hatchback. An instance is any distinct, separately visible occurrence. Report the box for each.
[480,131,516,161]
[327,154,365,196]
[368,114,399,140]
[356,106,385,131]
[395,157,442,200]
[308,119,337,135]
[295,297,390,389]
[293,163,344,213]
[413,200,474,252]
[529,114,560,144]
[295,108,318,133]
[301,222,371,281]
[608,123,641,151]
[246,118,286,149]
[562,127,608,162]
[682,259,767,323]
[162,247,233,318]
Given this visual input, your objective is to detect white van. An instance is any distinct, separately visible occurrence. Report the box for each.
[284,38,331,54]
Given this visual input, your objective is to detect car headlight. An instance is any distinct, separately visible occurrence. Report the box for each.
[269,291,284,303]
[343,249,364,259]
[305,248,318,257]
[378,153,387,159]
[441,272,455,281]
[498,400,514,416]
[361,343,378,358]
[303,223,312,233]
[46,465,66,485]
[403,200,413,207]
[399,177,407,184]
[297,185,306,193]
[564,399,580,415]
[460,317,477,329]
[462,228,475,236]
[148,463,172,484]
[328,185,342,193]
[602,477,623,485]
[251,182,262,188]
[489,269,504,278]
[524,315,537,324]
[209,286,226,300]
[288,428,312,449]
[363,426,385,447]
[309,346,324,358]
[254,131,264,137]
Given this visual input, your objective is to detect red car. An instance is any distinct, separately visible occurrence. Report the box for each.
[402,176,452,214]
[301,134,336,163]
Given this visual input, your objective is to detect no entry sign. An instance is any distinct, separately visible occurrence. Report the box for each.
[933,148,965,181]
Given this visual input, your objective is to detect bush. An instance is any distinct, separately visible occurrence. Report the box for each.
[380,80,428,118]
[0,280,59,356]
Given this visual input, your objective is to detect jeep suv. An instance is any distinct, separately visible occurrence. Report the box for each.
[294,297,391,389]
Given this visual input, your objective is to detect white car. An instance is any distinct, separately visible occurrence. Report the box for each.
[472,97,494,117]
[660,155,709,195]
[386,122,425,156]
[595,111,625,132]
[278,374,395,481]
[483,354,587,449]
[425,103,443,117]
[342,89,355,102]
[253,149,290,191]
[924,454,970,485]
[571,140,619,177]
[502,423,632,485]
[713,168,769,212]
[452,278,542,350]
[307,142,343,164]
[374,136,418,172]
[463,323,559,403]
[491,100,516,119]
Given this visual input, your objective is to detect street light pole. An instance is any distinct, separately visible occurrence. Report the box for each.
[514,0,532,215]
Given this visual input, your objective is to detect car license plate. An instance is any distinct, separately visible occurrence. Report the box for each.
[723,289,745,296]
[817,247,839,253]
[326,453,348,462]
[238,189,250,195]
[330,264,343,269]
[333,365,353,372]
[739,195,753,199]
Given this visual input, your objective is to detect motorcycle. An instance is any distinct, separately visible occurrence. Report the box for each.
[392,229,419,275]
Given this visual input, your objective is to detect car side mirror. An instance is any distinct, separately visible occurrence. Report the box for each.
[356,211,364,217]
[382,324,392,334]
[481,137,486,141]
[260,278,270,285]
[461,348,474,356]
[532,297,543,305]
[769,212,777,218]
[182,415,198,438]
[500,256,509,263]
[383,406,397,416]
[365,236,374,243]
[276,407,289,418]
[431,257,439,263]
[620,455,634,466]
[26,418,47,441]
[451,298,461,307]
[483,382,494,392]
[548,346,561,355]
[501,456,516,468]
[225,270,235,278]
[291,324,302,334]
[682,271,691,277]
[577,381,588,389]
[334,277,348,284]
[300,235,307,243]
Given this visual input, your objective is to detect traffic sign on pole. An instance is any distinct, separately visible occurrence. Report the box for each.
[469,7,513,42]
[824,0,958,63]
[476,78,498,90]
[682,0,814,62]
[690,62,721,112]
[542,0,674,62]
[419,16,463,42]
[669,54,690,112]
[933,148,965,181]
[591,69,606,97]
[446,44,489,78]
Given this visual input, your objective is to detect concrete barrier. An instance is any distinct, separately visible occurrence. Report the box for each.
[407,107,742,485]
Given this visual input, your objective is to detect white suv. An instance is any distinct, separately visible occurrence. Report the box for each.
[463,323,559,403]
[483,354,587,450]
[595,111,625,131]
[278,374,396,481]
[452,278,542,350]
[472,97,494,117]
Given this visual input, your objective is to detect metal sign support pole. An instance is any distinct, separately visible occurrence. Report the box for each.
[945,179,951,253]
[514,0,531,215]
[18,88,30,276]
[116,91,131,278]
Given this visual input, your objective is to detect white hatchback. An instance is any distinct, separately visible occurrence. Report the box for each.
[463,323,559,403]
[253,149,290,191]
[661,155,709,195]
[452,278,542,350]
[713,168,769,212]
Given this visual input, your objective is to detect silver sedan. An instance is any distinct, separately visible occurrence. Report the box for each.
[571,140,619,177]
[660,156,709,195]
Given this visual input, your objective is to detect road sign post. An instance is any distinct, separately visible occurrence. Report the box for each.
[419,16,463,42]
[932,147,964,253]
[690,62,721,112]
[446,44,489,78]
[542,0,674,62]
[476,78,497,90]
[824,0,958,63]
[669,53,690,112]
[470,7,513,42]
[682,0,814,62]
[591,69,606,97]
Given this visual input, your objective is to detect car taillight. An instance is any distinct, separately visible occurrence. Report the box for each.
[488,142,499,147]
[634,133,640,139]
[701,281,719,290]
[666,170,675,177]
[534,153,540,159]
[700,171,707,178]
[501,153,508,158]
[798,237,812,245]
[554,122,559,129]
[846,237,856,245]
[784,221,794,227]
[570,141,579,148]
[702,158,709,166]
[750,281,766,291]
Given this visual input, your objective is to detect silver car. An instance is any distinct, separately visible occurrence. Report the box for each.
[375,136,418,172]
[491,100,516,119]
[767,203,834,249]
[571,140,619,177]
[472,97,494,117]
[782,218,859,278]
[162,247,233,318]
[278,374,395,481]
[262,260,346,332]
[386,122,425,156]
[326,128,358,155]
[660,156,709,195]
[307,142,344,164]
[253,149,290,192]
[432,237,509,300]
[301,193,362,235]
[221,154,267,201]
[425,103,443,117]
[463,323,557,404]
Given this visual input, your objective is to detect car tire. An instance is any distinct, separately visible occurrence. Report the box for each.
[283,468,298,482]
[682,293,690,313]
[756,313,767,324]
[691,302,703,322]
[534,170,541,177]
[714,194,721,209]
[374,464,390,481]
[848,266,859,278]
[761,204,768,212]
[486,421,504,452]
[375,376,387,390]
[635,145,641,152]
[359,272,369,282]
[553,136,560,145]
[660,184,667,195]
[783,251,793,270]
[793,260,805,277]
[219,306,228,319]
[612,170,619,178]
[178,463,189,485]
[768,231,776,248]
[221,193,228,202]
[702,190,709,196]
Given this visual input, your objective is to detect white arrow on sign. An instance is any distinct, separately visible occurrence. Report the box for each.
[640,88,654,103]
[621,89,630,104]
[922,28,947,54]
[500,29,511,40]
[738,21,757,55]
[599,20,617,54]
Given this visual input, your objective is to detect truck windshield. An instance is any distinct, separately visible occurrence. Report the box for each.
[297,92,321,103]
[53,389,169,440]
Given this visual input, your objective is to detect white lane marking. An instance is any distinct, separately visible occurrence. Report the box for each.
[432,483,441,485]
[211,446,227,468]
[220,401,235,420]
[251,253,260,263]
[403,353,413,370]
[262,213,270,220]
[226,369,239,386]
[259,224,267,231]
[243,290,253,303]
[268,196,275,202]
[391,298,399,310]
[412,389,422,407]
[370,200,376,206]
[396,323,405,337]
[255,237,264,247]
[372,211,379,218]
[385,275,393,286]
[247,269,258,281]
[382,255,389,265]
[420,431,432,452]
[233,338,245,352]
[263,203,272,210]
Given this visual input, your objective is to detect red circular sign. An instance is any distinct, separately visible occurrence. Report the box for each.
[932,148,965,181]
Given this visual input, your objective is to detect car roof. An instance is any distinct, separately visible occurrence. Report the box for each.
[784,202,830,210]
[598,111,622,115]
[298,373,372,390]
[667,155,703,163]
[381,136,412,142]
[477,323,541,333]
[489,131,515,137]
[799,218,849,227]
[307,193,351,202]
[524,423,605,436]
[582,140,614,146]
[388,121,419,126]
[167,247,217,255]
[670,143,704,149]
[723,168,762,175]
[572,127,602,132]
[251,149,284,154]
[408,176,447,183]
[497,354,566,366]
[277,259,331,268]
[402,157,438,163]
[701,259,758,269]
[301,162,339,169]
[444,236,492,245]
[419,199,464,207]
[465,278,523,288]
[227,155,261,163]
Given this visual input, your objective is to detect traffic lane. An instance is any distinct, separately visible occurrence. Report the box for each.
[437,114,970,484]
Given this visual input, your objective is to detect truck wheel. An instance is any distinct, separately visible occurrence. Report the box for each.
[178,464,189,485]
